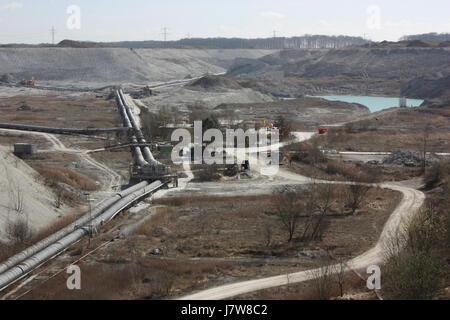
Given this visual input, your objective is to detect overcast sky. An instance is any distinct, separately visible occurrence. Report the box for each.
[0,0,449,44]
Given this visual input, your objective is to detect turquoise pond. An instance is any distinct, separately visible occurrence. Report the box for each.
[315,96,425,113]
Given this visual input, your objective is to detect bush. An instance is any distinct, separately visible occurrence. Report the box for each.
[7,218,33,244]
[194,165,221,182]
[292,147,326,166]
[383,251,442,300]
[309,264,335,300]
[423,161,449,189]
[382,204,449,300]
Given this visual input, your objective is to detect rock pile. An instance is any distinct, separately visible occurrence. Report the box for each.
[382,150,442,167]
[0,73,16,83]
[188,75,242,90]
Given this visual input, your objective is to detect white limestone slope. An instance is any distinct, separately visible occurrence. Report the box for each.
[0,146,61,242]
[0,48,276,87]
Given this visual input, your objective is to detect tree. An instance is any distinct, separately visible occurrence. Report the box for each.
[141,107,175,140]
[274,115,292,141]
[345,183,371,215]
[308,184,333,240]
[262,224,273,248]
[271,189,303,242]
[334,259,347,298]
[202,114,221,131]
[421,125,431,174]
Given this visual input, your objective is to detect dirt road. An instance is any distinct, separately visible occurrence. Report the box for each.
[0,129,122,192]
[180,134,425,300]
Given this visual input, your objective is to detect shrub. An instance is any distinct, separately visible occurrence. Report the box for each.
[7,218,33,244]
[423,161,449,189]
[194,165,221,182]
[33,165,100,191]
[383,251,442,300]
[309,264,335,300]
[382,204,449,300]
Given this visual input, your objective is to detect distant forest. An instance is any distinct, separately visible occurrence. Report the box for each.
[108,35,368,49]
[401,33,450,42]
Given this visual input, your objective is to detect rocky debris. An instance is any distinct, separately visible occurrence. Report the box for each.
[227,48,450,96]
[238,78,306,98]
[401,75,450,100]
[297,250,325,259]
[0,73,16,83]
[215,97,369,126]
[188,75,242,90]
[227,58,271,77]
[129,89,153,99]
[382,150,442,167]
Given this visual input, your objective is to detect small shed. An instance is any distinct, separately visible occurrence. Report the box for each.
[14,143,37,157]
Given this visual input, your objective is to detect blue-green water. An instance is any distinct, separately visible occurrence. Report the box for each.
[316,96,424,113]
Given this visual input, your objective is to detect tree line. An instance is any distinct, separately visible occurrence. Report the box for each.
[111,35,368,49]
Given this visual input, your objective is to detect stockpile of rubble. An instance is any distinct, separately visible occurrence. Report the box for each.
[0,73,16,83]
[382,150,442,167]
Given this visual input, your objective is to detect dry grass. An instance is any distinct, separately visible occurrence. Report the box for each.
[14,188,400,300]
[144,190,401,260]
[134,207,176,236]
[154,194,269,207]
[0,95,120,129]
[283,140,423,182]
[21,256,233,300]
[0,242,27,262]
[32,210,85,243]
[238,270,375,300]
[32,164,100,191]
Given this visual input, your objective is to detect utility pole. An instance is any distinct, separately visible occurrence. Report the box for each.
[161,27,170,41]
[50,26,56,45]
[272,30,277,49]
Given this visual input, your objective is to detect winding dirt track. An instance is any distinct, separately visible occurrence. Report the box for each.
[0,129,122,191]
[180,135,425,300]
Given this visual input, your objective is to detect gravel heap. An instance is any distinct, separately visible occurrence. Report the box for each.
[382,150,442,167]
[0,73,16,83]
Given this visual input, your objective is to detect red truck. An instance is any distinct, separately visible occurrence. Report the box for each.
[318,128,328,135]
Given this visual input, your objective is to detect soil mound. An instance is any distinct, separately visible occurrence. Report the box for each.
[189,75,242,90]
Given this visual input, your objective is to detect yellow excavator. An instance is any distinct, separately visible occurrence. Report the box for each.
[19,76,36,86]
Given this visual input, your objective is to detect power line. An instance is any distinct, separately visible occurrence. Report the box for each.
[161,27,169,41]
[50,26,56,45]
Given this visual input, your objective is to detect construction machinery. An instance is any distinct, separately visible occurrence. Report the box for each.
[18,77,36,86]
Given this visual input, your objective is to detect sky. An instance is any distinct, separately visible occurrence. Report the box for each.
[0,0,449,44]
